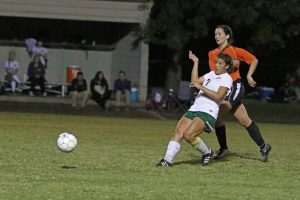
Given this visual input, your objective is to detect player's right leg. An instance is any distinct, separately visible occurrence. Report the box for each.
[156,116,191,167]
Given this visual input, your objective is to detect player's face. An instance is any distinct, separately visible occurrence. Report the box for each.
[215,28,229,46]
[215,57,228,75]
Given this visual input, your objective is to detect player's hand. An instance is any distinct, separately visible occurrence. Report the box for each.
[188,51,199,64]
[190,82,202,90]
[247,76,257,87]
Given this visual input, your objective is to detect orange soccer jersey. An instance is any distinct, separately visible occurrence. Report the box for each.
[208,46,256,81]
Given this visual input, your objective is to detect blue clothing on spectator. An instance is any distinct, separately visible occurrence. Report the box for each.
[114,79,131,93]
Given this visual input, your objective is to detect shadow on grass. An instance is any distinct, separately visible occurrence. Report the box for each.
[173,159,200,166]
[211,152,261,162]
[173,152,261,166]
[230,152,261,161]
[61,165,77,169]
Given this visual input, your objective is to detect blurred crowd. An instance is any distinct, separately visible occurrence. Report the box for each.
[1,39,134,111]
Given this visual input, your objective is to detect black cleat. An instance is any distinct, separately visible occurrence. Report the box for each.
[213,148,229,160]
[156,159,173,167]
[201,149,214,166]
[260,144,272,162]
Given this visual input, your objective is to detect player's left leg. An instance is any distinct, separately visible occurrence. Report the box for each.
[183,118,214,166]
[233,103,272,162]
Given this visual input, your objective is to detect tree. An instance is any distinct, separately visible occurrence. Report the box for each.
[140,0,300,87]
[144,0,300,50]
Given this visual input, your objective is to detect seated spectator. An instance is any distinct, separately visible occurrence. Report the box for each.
[32,40,48,68]
[90,71,109,109]
[25,38,37,57]
[113,70,131,110]
[278,74,297,102]
[70,72,89,107]
[27,55,47,96]
[3,51,21,94]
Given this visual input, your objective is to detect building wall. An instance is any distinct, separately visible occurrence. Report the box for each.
[0,0,151,100]
[112,32,141,88]
[0,46,113,89]
[111,31,149,100]
[0,0,147,23]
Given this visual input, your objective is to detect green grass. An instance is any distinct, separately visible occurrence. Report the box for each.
[0,112,299,200]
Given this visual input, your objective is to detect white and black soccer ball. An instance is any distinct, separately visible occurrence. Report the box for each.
[57,132,77,153]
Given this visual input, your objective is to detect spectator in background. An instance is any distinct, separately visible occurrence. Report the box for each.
[4,51,21,94]
[32,40,48,68]
[278,74,298,102]
[25,38,37,57]
[70,72,89,107]
[113,70,131,111]
[90,71,109,109]
[27,55,46,96]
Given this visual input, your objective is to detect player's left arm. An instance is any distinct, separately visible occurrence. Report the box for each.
[246,58,258,87]
[198,85,228,103]
[236,48,258,87]
[191,74,232,102]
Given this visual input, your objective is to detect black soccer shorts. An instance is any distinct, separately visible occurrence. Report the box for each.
[224,79,245,109]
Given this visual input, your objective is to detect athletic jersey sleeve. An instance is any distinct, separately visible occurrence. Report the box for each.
[234,47,256,65]
[220,74,233,90]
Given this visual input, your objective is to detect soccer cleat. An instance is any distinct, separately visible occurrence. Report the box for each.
[213,148,229,160]
[200,149,214,166]
[156,159,173,167]
[260,144,272,162]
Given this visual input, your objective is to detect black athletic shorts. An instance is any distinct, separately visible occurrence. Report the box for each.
[224,79,245,109]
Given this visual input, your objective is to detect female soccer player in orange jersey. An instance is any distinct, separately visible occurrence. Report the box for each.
[209,25,272,162]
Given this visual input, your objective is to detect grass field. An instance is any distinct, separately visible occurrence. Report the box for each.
[0,111,299,200]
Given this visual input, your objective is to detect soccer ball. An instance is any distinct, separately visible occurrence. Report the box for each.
[57,132,77,153]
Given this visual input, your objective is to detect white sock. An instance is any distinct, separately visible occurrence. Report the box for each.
[164,141,181,163]
[197,139,210,155]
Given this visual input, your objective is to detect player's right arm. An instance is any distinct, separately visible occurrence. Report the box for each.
[189,51,200,83]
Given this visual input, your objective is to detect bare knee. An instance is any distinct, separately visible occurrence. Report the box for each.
[183,130,194,143]
[172,128,184,142]
[232,104,252,127]
[238,118,252,127]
